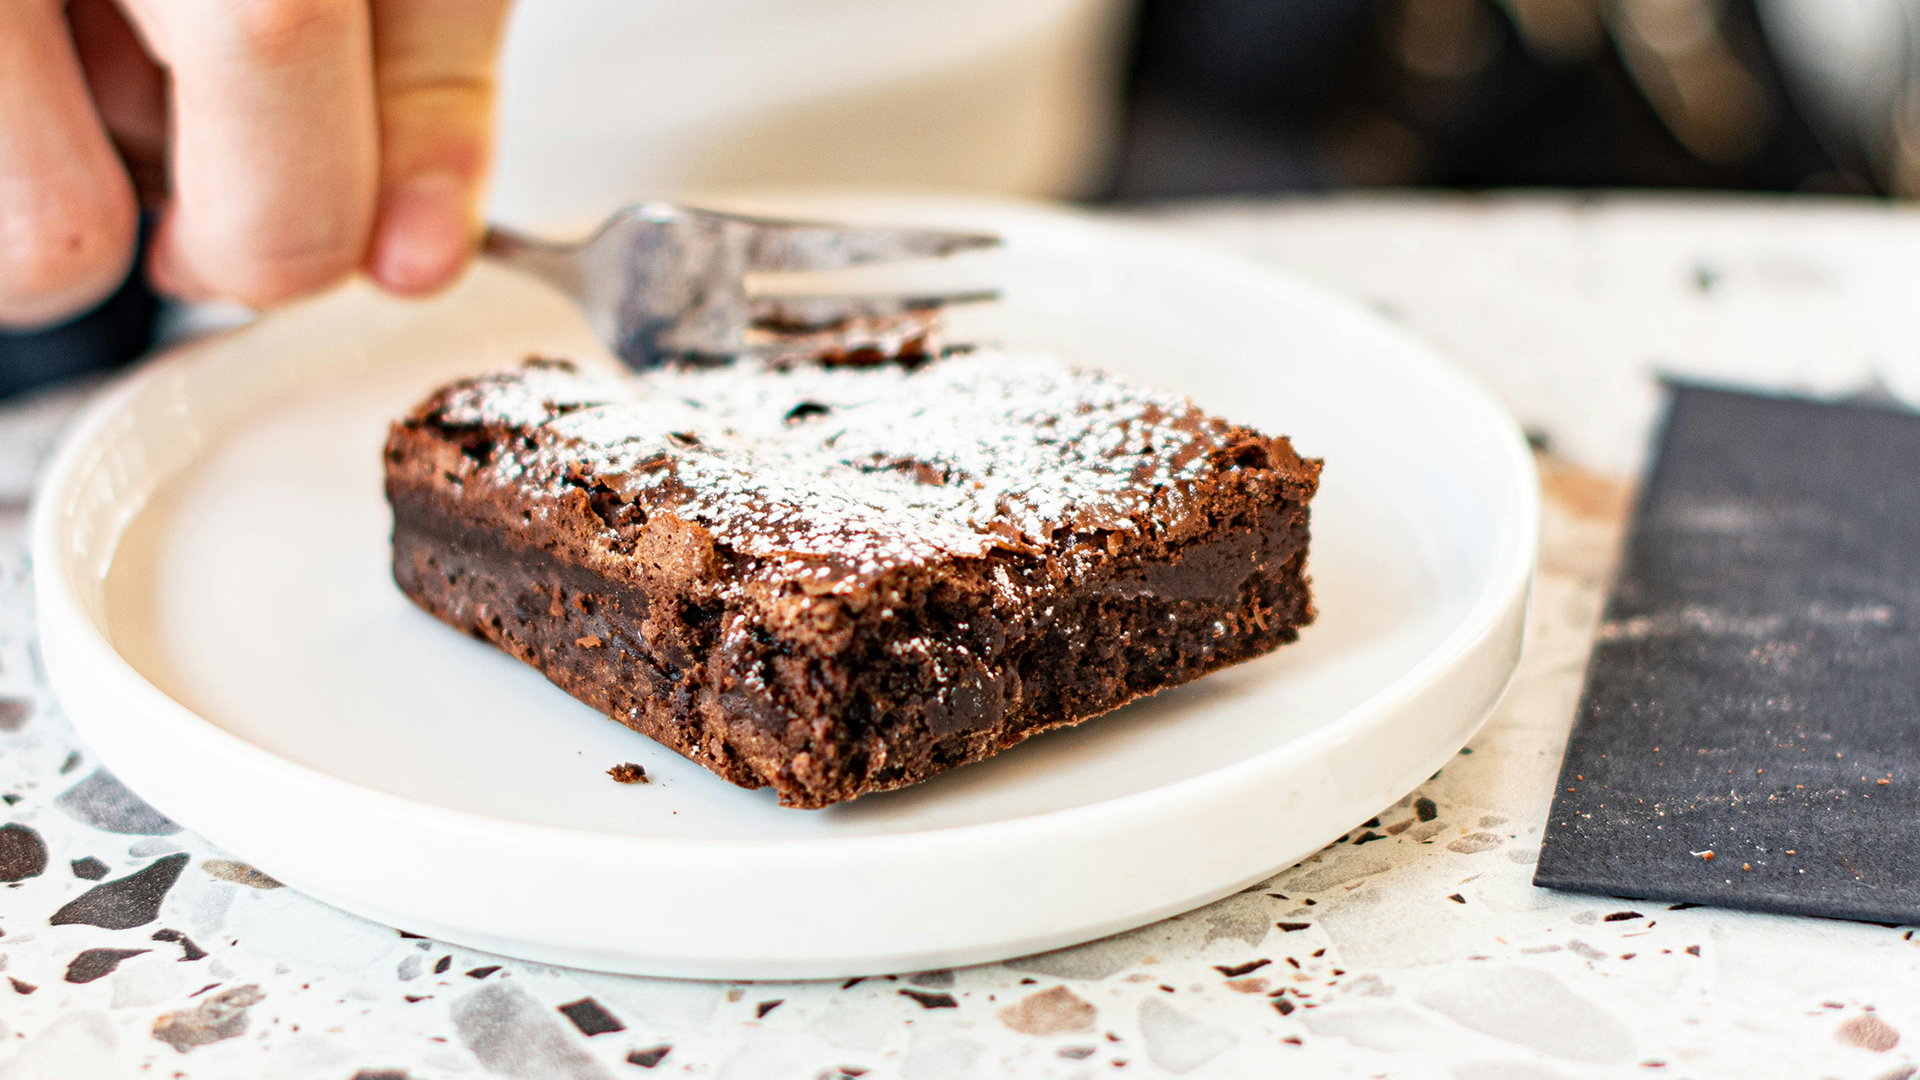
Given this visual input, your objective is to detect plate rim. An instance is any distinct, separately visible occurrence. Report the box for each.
[30,197,1538,973]
[33,203,1543,857]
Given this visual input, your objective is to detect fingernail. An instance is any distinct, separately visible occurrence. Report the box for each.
[368,173,472,296]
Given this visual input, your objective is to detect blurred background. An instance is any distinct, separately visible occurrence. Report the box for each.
[8,0,1920,391]
[489,0,1920,220]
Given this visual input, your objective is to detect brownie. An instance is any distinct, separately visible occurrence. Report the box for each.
[384,350,1320,807]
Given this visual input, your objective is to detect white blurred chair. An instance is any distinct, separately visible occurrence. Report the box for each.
[488,0,1132,230]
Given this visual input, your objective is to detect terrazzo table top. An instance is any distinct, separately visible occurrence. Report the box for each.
[5,193,1920,1080]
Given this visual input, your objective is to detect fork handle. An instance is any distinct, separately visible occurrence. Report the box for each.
[480,226,584,301]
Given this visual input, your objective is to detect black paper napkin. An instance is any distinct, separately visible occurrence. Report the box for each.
[1535,382,1920,923]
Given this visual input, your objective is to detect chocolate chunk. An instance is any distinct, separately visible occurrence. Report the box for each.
[466,966,501,979]
[433,955,451,975]
[755,999,783,1018]
[70,856,108,880]
[1413,797,1438,822]
[50,853,188,929]
[898,989,958,1009]
[10,977,36,995]
[556,996,625,1036]
[0,823,47,881]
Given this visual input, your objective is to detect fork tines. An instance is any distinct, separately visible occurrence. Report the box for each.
[734,215,1001,273]
[482,202,1002,369]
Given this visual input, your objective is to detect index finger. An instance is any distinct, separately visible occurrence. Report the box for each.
[363,0,514,296]
[124,0,380,307]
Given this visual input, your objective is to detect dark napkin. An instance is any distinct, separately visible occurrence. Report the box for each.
[1534,383,1920,923]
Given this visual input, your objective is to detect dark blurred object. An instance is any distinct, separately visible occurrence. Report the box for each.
[1110,0,1874,197]
[0,243,160,401]
[1758,0,1920,197]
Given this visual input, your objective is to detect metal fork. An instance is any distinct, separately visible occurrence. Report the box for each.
[480,203,1000,369]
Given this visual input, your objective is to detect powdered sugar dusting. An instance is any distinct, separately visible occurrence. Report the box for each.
[440,352,1237,586]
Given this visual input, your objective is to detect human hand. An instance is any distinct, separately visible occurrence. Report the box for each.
[0,0,515,328]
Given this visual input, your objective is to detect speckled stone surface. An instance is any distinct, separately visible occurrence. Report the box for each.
[4,194,1920,1079]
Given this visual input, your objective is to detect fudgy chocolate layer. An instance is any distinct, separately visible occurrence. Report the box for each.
[390,483,1311,807]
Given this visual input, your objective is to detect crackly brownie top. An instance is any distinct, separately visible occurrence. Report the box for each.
[424,352,1273,585]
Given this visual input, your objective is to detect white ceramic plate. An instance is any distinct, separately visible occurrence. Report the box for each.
[33,195,1537,979]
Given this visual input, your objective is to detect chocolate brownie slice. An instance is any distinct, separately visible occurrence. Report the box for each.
[384,351,1320,807]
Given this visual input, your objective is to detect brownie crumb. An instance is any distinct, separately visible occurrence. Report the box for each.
[607,763,649,784]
